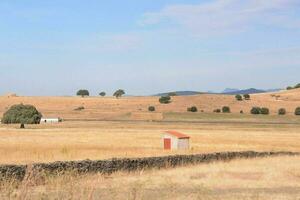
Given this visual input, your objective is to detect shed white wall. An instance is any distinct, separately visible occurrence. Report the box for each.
[40,118,60,123]
[177,138,189,150]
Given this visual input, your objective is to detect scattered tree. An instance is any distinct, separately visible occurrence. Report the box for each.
[187,106,198,112]
[287,86,293,90]
[278,108,286,115]
[159,96,171,104]
[295,83,300,89]
[1,104,42,128]
[222,106,231,113]
[295,107,300,115]
[251,107,261,115]
[99,92,106,97]
[240,110,244,114]
[148,106,155,112]
[113,89,125,98]
[243,94,250,100]
[77,89,89,97]
[235,94,243,101]
[261,107,270,115]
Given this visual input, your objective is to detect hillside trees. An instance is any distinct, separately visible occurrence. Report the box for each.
[159,96,171,104]
[113,89,125,98]
[77,89,89,97]
[235,94,243,101]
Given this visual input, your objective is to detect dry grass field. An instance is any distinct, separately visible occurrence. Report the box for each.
[1,156,300,199]
[0,89,300,199]
[1,88,300,120]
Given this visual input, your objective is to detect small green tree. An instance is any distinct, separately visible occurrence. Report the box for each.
[287,86,293,90]
[148,106,155,112]
[235,94,243,101]
[113,89,125,98]
[159,96,171,104]
[295,107,300,115]
[99,92,106,97]
[243,94,250,100]
[77,89,89,97]
[187,106,198,112]
[278,108,286,115]
[2,104,42,128]
[251,107,261,115]
[240,110,244,114]
[261,107,270,115]
[222,106,231,113]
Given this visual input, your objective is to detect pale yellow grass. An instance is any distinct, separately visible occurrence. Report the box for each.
[0,121,300,164]
[1,156,300,199]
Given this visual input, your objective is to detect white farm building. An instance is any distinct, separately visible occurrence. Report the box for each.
[163,130,190,150]
[40,118,62,124]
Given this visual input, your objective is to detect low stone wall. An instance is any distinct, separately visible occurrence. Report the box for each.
[0,151,298,180]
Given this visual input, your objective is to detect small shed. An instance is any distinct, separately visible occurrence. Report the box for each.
[163,130,190,150]
[40,118,62,124]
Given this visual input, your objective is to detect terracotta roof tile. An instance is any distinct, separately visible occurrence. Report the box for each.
[164,130,190,139]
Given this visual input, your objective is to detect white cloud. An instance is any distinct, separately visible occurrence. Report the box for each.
[140,0,300,36]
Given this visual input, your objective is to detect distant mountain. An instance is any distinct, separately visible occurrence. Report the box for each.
[222,88,240,93]
[154,91,202,96]
[222,88,266,95]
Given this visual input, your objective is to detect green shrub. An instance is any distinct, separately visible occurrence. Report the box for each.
[222,106,231,113]
[2,104,42,124]
[159,96,171,104]
[148,106,155,112]
[187,106,198,112]
[76,89,89,97]
[261,107,270,115]
[99,92,106,97]
[287,86,293,90]
[251,107,261,115]
[295,107,300,115]
[243,94,250,100]
[278,108,286,115]
[235,94,243,101]
[213,109,221,113]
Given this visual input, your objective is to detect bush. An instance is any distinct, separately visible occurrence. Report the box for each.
[113,89,125,98]
[243,94,250,100]
[77,89,89,97]
[187,106,198,112]
[2,104,42,124]
[235,94,243,101]
[74,106,85,111]
[261,107,270,115]
[240,110,244,114]
[148,106,155,112]
[222,106,231,113]
[251,107,261,115]
[159,96,171,104]
[213,109,221,113]
[278,108,286,115]
[99,92,106,97]
[287,86,293,90]
[295,107,300,115]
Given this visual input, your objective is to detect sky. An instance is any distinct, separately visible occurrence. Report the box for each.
[1,0,300,96]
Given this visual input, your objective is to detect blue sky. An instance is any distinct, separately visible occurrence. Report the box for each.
[1,0,300,96]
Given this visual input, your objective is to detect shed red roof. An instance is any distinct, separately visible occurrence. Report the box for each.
[164,130,190,139]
